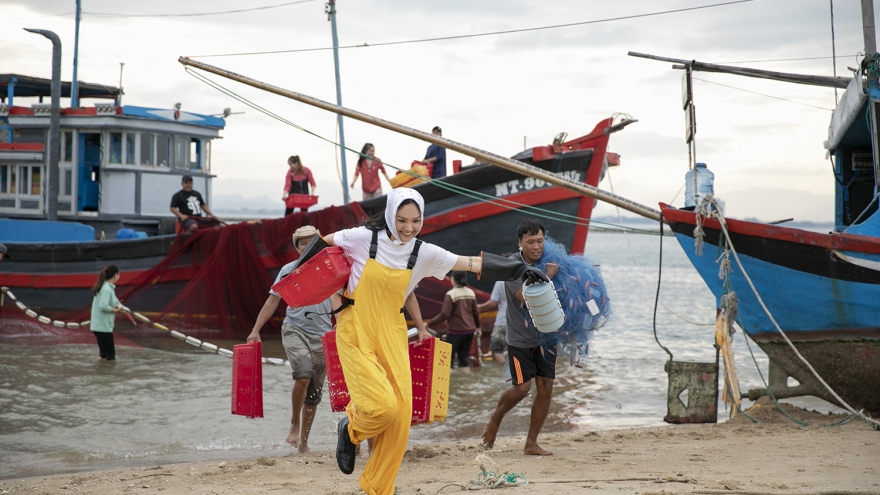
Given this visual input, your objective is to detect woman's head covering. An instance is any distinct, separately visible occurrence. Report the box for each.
[384,188,425,245]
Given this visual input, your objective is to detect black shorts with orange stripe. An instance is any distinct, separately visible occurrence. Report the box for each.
[507,344,556,384]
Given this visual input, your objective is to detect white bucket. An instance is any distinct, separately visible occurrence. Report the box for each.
[523,281,565,333]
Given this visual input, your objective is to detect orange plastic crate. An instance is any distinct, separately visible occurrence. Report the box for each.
[232,341,263,418]
[272,247,351,308]
[284,194,318,209]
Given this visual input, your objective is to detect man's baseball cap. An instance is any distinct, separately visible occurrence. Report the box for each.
[292,225,320,242]
[0,243,9,258]
[432,126,442,133]
[181,175,193,182]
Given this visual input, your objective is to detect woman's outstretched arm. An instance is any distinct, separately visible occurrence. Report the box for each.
[452,255,482,274]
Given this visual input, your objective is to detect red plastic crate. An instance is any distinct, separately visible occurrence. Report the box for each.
[285,194,319,209]
[232,341,263,418]
[321,330,439,424]
[408,338,435,424]
[322,331,351,413]
[272,247,351,308]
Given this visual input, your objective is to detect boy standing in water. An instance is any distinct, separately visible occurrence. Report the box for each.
[426,270,481,373]
[247,225,341,452]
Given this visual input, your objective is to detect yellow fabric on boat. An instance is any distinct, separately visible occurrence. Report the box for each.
[389,164,429,189]
[714,313,741,416]
[430,340,452,422]
[336,257,413,495]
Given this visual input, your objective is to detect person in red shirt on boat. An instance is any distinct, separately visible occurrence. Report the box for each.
[426,270,481,373]
[169,175,220,233]
[282,155,317,215]
[350,143,391,200]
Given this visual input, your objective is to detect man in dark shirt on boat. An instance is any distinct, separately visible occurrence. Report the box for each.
[423,126,447,178]
[247,226,342,452]
[482,219,559,456]
[169,175,220,233]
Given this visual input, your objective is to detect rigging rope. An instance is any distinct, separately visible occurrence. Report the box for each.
[0,287,290,368]
[607,171,714,327]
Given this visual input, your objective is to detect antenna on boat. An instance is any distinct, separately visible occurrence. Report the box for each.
[117,62,124,106]
[72,0,82,108]
[326,0,350,205]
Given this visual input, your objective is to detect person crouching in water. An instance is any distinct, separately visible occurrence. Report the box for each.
[90,264,122,361]
[247,225,342,452]
[298,187,547,495]
[426,270,480,373]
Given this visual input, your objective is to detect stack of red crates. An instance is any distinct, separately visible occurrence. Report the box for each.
[321,330,437,424]
[231,341,263,418]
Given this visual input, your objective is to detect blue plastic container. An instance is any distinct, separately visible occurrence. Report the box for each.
[134,231,148,239]
[684,162,715,208]
[116,228,137,240]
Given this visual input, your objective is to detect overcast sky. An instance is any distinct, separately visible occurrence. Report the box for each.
[3,0,870,222]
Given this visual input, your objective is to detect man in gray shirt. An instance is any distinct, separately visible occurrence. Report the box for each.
[482,219,559,456]
[247,225,341,453]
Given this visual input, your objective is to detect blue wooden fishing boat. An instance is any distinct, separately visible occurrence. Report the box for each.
[644,3,880,417]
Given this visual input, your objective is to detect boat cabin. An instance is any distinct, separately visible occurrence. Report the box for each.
[826,67,880,234]
[0,74,224,236]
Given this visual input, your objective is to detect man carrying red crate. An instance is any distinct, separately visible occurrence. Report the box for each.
[247,225,342,452]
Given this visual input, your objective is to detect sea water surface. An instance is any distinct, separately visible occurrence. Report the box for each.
[0,231,844,479]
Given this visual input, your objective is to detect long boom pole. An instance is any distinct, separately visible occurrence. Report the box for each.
[178,57,661,222]
[628,51,851,89]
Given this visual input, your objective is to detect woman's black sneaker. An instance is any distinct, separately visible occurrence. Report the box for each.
[336,417,356,474]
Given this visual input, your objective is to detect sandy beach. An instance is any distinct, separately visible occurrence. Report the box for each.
[2,398,877,495]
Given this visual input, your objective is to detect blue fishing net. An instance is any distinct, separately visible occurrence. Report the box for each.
[530,237,612,367]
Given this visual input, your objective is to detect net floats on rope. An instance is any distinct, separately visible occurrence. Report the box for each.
[153,323,169,332]
[133,312,150,323]
[5,290,16,301]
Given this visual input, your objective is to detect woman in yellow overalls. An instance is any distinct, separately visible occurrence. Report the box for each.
[305,188,546,495]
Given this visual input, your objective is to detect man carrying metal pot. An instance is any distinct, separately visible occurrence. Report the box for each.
[481,218,559,456]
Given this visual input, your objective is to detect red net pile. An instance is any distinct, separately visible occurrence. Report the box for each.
[117,205,368,334]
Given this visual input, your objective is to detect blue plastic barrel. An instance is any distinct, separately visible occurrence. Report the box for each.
[116,228,136,240]
[134,231,147,239]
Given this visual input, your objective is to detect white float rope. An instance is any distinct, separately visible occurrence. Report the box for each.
[692,197,880,429]
[0,287,289,367]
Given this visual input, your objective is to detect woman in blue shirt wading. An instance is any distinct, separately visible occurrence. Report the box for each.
[90,264,122,360]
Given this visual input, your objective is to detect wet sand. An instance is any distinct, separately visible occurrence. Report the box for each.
[3,398,878,495]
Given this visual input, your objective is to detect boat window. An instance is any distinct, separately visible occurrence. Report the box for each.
[125,133,136,165]
[109,132,123,164]
[157,135,170,167]
[0,165,10,194]
[63,169,72,196]
[189,139,200,170]
[63,131,73,162]
[18,167,29,195]
[173,136,188,170]
[140,133,154,166]
[29,166,41,195]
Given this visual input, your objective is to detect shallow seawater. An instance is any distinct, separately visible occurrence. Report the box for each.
[0,231,845,479]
